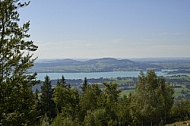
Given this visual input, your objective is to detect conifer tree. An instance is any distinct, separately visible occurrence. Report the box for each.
[40,75,56,121]
[57,75,67,87]
[0,0,38,125]
[81,77,88,92]
[53,80,66,114]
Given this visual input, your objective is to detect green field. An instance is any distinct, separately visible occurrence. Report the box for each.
[107,75,190,100]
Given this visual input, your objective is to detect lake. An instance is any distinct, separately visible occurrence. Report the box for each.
[37,70,172,80]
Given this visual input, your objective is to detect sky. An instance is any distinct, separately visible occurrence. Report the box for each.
[19,0,190,59]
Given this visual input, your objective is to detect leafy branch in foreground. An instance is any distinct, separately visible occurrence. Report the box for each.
[0,0,38,125]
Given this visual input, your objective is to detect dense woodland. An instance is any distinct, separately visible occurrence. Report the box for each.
[0,0,190,126]
[34,71,190,126]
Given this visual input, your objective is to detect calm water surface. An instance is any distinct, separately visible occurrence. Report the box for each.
[37,71,169,80]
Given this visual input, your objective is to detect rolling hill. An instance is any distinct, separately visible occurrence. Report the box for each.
[30,58,162,73]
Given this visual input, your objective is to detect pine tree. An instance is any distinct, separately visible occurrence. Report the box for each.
[0,0,38,125]
[40,75,56,122]
[81,77,88,92]
[57,75,67,87]
[53,82,66,114]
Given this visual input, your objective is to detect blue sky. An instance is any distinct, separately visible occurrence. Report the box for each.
[19,0,190,59]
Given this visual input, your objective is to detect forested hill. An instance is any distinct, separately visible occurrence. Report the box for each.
[30,58,162,73]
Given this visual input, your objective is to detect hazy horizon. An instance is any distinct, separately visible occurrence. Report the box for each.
[35,57,190,61]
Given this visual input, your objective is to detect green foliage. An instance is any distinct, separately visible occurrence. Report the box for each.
[40,114,51,126]
[170,99,190,121]
[79,84,103,122]
[53,114,79,126]
[53,83,66,114]
[83,109,107,126]
[103,82,121,104]
[80,84,102,111]
[102,82,121,123]
[31,72,188,126]
[130,70,174,125]
[48,71,190,125]
[116,95,132,126]
[81,77,88,92]
[40,75,56,121]
[53,83,80,121]
[57,75,67,88]
[0,0,38,125]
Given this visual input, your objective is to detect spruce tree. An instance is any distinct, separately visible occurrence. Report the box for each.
[0,0,38,125]
[81,77,88,92]
[40,75,56,121]
[57,75,67,87]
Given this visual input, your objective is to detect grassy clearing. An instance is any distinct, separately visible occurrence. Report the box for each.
[166,120,190,126]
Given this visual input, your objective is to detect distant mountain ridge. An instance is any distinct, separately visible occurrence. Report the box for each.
[30,58,163,73]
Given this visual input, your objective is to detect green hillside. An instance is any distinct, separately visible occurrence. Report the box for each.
[30,58,162,73]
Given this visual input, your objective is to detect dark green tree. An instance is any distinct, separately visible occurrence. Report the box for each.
[53,85,80,124]
[81,77,88,92]
[60,88,80,120]
[0,0,38,125]
[53,81,79,116]
[33,89,41,124]
[40,75,56,121]
[80,84,102,111]
[79,84,103,122]
[57,75,67,88]
[53,82,65,114]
